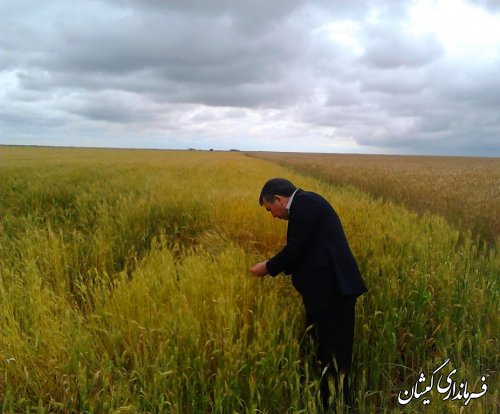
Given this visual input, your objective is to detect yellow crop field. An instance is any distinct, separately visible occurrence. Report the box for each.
[251,152,500,246]
[0,146,498,413]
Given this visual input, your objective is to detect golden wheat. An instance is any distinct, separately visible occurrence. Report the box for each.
[250,152,500,246]
[0,146,497,413]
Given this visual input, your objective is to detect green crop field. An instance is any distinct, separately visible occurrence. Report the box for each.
[0,146,498,413]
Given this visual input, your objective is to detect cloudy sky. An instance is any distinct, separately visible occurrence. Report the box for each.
[1,0,500,156]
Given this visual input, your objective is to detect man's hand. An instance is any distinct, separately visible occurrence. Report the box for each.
[250,261,269,277]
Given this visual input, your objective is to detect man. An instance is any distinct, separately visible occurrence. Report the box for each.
[250,178,367,411]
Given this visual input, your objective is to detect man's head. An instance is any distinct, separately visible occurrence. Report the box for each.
[259,178,297,220]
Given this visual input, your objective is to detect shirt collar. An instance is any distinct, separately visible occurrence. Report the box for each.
[286,188,299,211]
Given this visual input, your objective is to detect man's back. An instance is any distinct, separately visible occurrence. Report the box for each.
[267,189,367,315]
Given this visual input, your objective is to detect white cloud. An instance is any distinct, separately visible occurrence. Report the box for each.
[410,0,500,60]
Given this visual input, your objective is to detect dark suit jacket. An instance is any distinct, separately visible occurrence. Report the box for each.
[266,189,367,315]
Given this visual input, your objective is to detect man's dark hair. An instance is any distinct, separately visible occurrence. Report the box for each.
[259,178,297,206]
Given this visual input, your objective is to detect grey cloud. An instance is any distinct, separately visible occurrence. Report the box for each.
[300,55,500,156]
[431,60,500,108]
[360,25,445,69]
[17,70,56,91]
[412,114,453,134]
[359,68,427,95]
[1,0,499,156]
[67,96,155,123]
[177,80,306,108]
[468,0,500,11]
[102,0,305,33]
[9,3,308,111]
[325,83,363,107]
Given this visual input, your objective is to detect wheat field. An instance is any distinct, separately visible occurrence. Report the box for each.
[250,152,500,246]
[0,146,498,413]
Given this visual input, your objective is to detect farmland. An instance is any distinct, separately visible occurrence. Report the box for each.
[0,146,498,413]
[251,152,500,246]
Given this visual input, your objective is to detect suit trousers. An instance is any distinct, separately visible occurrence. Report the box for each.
[306,295,357,411]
